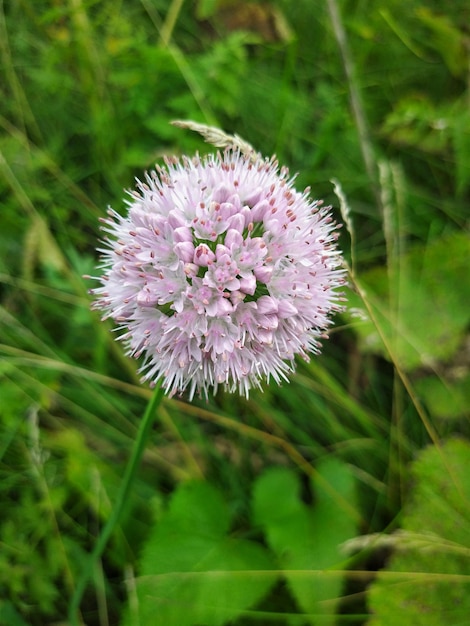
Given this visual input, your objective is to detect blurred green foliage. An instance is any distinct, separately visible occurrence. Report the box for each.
[0,0,469,624]
[368,438,470,625]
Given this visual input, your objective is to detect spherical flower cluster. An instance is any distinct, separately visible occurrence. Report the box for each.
[91,149,346,398]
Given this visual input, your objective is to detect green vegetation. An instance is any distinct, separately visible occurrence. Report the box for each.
[1,1,469,624]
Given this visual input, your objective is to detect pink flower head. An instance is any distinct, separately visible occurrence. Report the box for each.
[90,150,346,399]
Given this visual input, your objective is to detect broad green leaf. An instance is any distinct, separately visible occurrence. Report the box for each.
[122,481,276,626]
[0,602,31,626]
[195,0,218,20]
[368,439,470,625]
[380,95,449,154]
[416,8,467,78]
[252,459,358,625]
[414,373,470,420]
[345,232,470,371]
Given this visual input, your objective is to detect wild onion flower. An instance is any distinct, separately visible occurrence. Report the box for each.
[91,148,346,398]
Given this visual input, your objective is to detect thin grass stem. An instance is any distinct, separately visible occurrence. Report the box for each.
[325,0,383,212]
[68,382,165,626]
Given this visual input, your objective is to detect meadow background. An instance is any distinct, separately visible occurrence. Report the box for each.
[1,0,470,625]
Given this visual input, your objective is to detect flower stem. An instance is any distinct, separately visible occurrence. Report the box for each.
[68,382,164,626]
